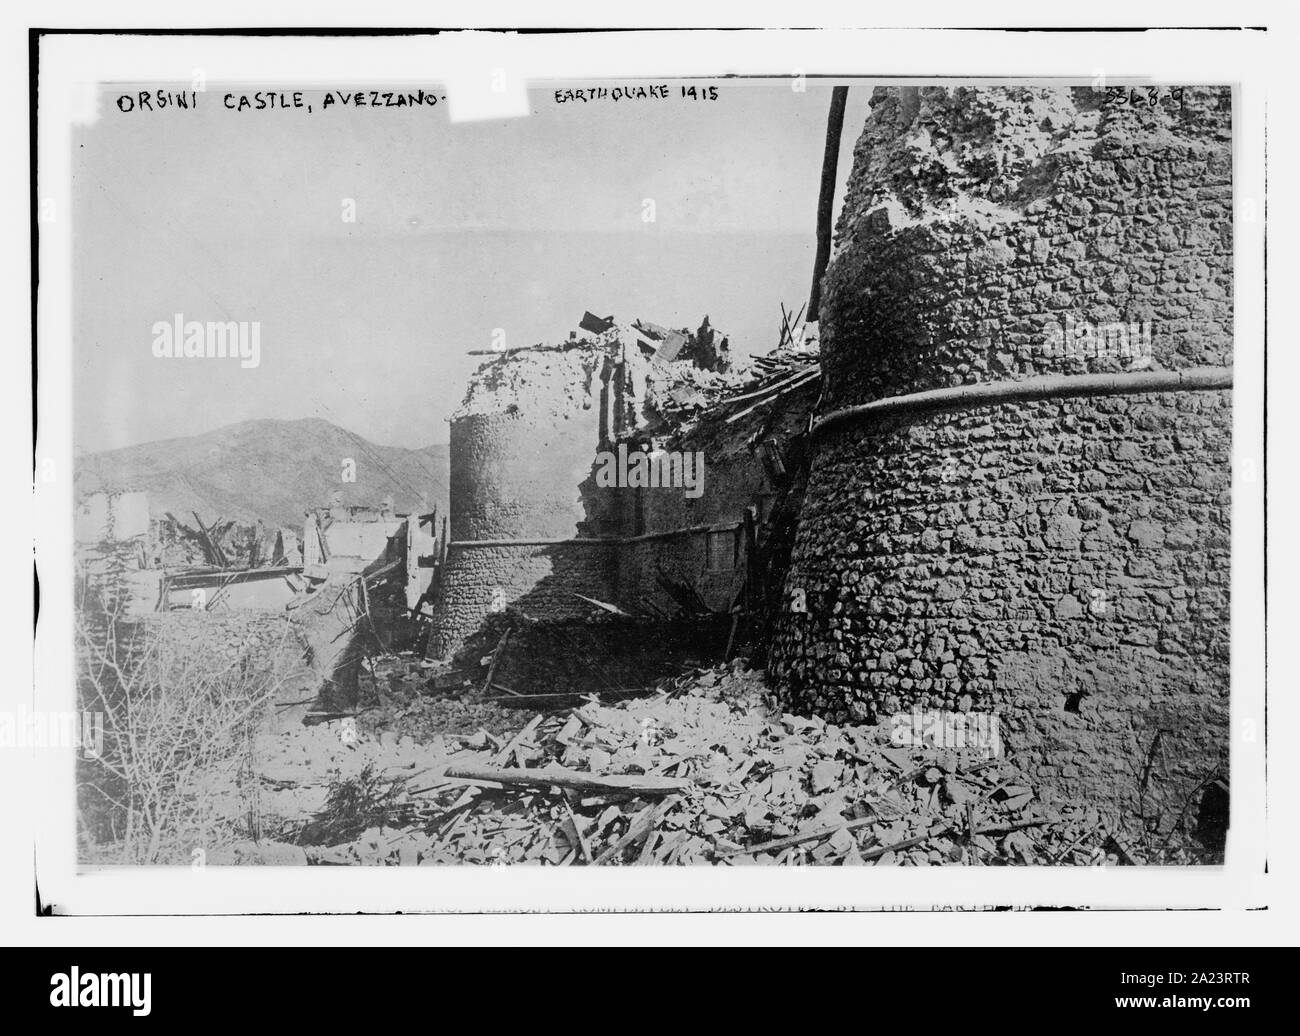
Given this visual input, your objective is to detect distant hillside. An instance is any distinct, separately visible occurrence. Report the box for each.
[75,418,449,529]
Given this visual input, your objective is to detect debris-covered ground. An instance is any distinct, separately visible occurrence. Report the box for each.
[217,657,1210,866]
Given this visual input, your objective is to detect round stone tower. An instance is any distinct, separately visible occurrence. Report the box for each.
[768,86,1233,826]
[428,343,619,659]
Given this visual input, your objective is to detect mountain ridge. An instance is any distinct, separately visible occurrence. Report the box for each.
[75,418,449,528]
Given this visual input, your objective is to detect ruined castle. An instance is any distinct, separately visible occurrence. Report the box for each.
[429,85,1233,831]
[427,317,809,661]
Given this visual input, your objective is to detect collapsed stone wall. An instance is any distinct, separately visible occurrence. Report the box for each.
[769,85,1233,830]
[134,599,398,721]
[133,610,298,670]
[152,515,272,570]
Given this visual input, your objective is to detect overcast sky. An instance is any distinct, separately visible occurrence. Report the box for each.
[73,79,872,451]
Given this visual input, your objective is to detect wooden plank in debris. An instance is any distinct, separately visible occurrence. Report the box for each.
[637,806,664,864]
[573,592,634,617]
[191,511,230,568]
[479,687,657,706]
[656,567,713,616]
[719,365,819,407]
[481,628,511,697]
[593,804,660,865]
[165,566,305,589]
[492,714,543,766]
[718,816,876,859]
[637,596,671,620]
[361,558,402,585]
[440,763,690,797]
[562,794,594,864]
[724,369,820,424]
[721,813,1048,862]
[858,818,1049,863]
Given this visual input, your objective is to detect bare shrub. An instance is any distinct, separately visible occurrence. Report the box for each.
[76,602,300,864]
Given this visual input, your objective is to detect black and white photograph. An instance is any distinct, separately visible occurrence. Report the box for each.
[13,14,1284,951]
[63,72,1240,873]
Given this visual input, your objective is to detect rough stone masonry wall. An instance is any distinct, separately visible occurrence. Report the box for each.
[429,346,623,658]
[432,539,620,659]
[613,382,818,614]
[768,86,1232,830]
[454,611,735,698]
[615,420,762,614]
[134,611,297,666]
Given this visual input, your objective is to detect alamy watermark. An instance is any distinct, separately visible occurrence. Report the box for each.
[890,708,1003,758]
[1041,314,1152,365]
[50,968,151,1016]
[593,444,705,499]
[151,313,261,368]
[0,707,104,757]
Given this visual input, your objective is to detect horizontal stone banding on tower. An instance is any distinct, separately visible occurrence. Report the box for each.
[447,520,744,549]
[770,386,1232,822]
[811,367,1234,441]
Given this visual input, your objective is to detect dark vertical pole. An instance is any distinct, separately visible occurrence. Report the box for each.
[743,504,760,614]
[808,86,849,323]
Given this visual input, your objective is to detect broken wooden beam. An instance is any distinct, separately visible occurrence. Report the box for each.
[481,628,511,697]
[565,801,595,864]
[572,592,634,617]
[191,510,230,568]
[479,687,658,706]
[717,816,876,859]
[593,803,664,865]
[721,815,1050,860]
[440,763,690,797]
[724,369,820,424]
[492,714,543,766]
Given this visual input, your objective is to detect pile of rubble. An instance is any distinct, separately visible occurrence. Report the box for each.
[709,315,821,427]
[265,661,1168,867]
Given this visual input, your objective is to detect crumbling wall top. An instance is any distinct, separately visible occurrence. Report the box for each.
[834,85,1232,255]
